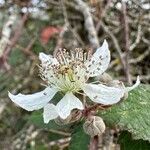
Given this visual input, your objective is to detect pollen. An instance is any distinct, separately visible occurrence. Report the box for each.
[39,48,92,93]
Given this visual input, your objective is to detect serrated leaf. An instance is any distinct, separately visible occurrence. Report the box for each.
[118,131,150,150]
[100,84,150,141]
[69,123,90,150]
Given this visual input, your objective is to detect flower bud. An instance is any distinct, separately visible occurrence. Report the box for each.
[55,110,82,125]
[108,80,124,88]
[83,116,106,137]
[54,115,72,125]
[108,80,128,100]
[96,73,113,83]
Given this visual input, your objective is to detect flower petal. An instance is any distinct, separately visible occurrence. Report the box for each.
[126,76,140,92]
[39,52,59,66]
[8,87,58,111]
[83,83,125,105]
[43,104,58,124]
[56,93,84,119]
[85,40,110,77]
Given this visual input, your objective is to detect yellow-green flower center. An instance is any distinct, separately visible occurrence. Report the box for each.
[40,48,90,93]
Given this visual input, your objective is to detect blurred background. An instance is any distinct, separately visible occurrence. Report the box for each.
[0,0,149,149]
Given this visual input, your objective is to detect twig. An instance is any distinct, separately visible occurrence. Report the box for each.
[74,0,99,49]
[47,137,71,147]
[100,21,126,71]
[122,2,132,84]
[132,75,150,81]
[142,37,149,45]
[62,0,84,46]
[0,100,6,119]
[4,13,28,57]
[100,0,112,18]
[15,38,37,60]
[0,11,18,57]
[53,24,68,57]
[0,13,28,70]
[53,0,68,56]
[89,135,99,150]
[56,0,84,56]
[82,103,110,117]
[0,10,18,70]
[129,25,142,51]
[12,125,39,150]
[130,47,150,64]
[96,0,112,32]
[119,75,150,82]
[49,129,71,136]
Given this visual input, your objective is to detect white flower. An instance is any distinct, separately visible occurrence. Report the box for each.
[8,40,140,123]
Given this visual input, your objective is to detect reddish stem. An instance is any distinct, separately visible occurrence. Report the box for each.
[82,104,111,117]
[89,135,99,150]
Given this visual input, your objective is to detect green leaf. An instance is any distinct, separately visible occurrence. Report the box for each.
[69,123,90,150]
[118,131,150,150]
[28,111,70,130]
[100,84,150,141]
[9,49,25,66]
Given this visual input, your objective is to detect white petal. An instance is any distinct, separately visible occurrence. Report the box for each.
[43,104,58,124]
[8,87,58,111]
[56,93,84,119]
[83,83,125,105]
[39,52,59,65]
[126,76,140,92]
[85,40,110,77]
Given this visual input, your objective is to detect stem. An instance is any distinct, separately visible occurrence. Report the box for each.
[122,2,132,85]
[89,135,99,150]
[82,103,111,117]
[75,0,99,49]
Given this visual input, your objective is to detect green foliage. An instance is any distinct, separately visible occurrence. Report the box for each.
[8,48,25,66]
[118,131,150,150]
[28,111,69,150]
[32,39,45,54]
[101,84,150,141]
[48,132,66,141]
[28,111,69,130]
[0,73,12,95]
[33,144,47,150]
[69,123,90,150]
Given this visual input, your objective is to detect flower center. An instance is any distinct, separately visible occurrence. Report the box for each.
[54,65,85,93]
[40,48,91,93]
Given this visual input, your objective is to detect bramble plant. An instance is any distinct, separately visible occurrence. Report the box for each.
[9,40,147,149]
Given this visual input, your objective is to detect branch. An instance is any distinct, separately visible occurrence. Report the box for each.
[122,2,132,84]
[4,13,28,57]
[53,24,68,57]
[0,12,28,70]
[129,25,142,51]
[0,11,18,57]
[100,21,126,71]
[130,47,150,64]
[56,0,84,54]
[96,0,112,31]
[16,38,37,60]
[74,0,99,49]
[89,135,99,150]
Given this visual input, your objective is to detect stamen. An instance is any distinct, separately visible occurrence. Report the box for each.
[83,52,87,62]
[39,47,93,92]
